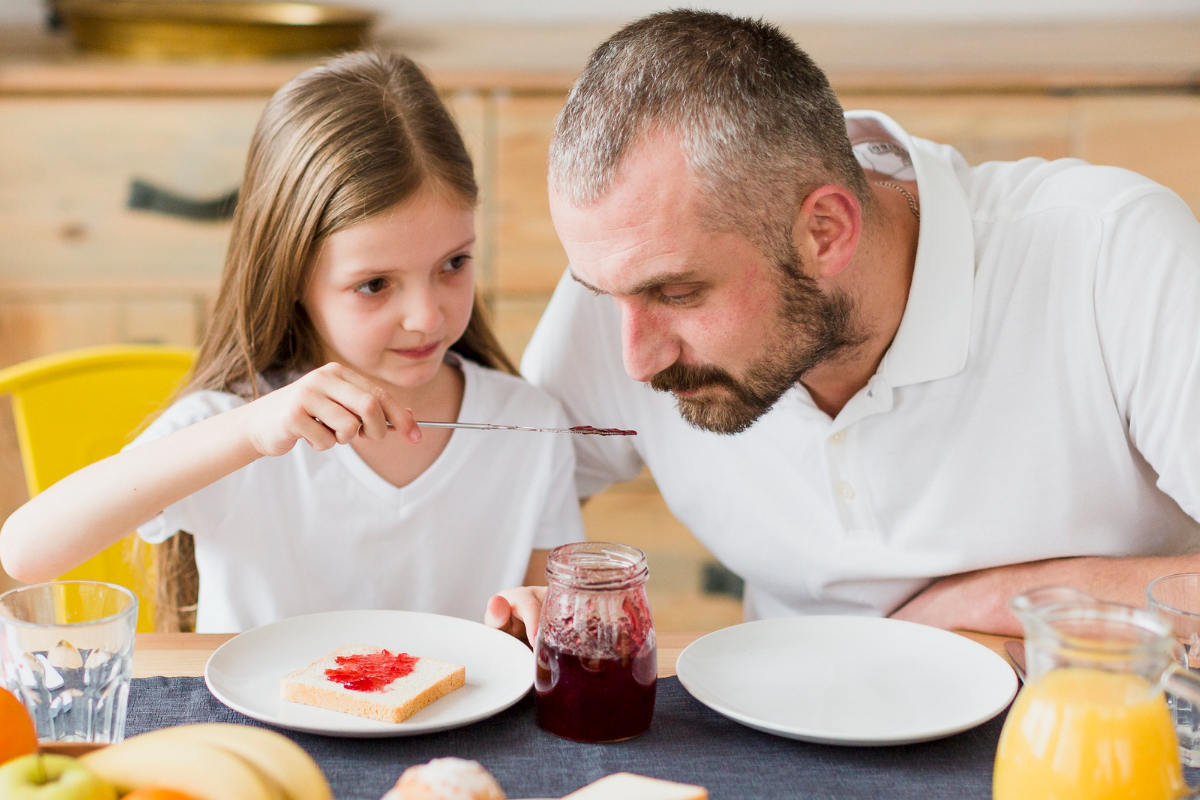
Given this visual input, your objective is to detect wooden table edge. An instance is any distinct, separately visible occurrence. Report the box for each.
[134,629,1018,680]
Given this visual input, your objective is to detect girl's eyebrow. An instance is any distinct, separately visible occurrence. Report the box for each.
[341,235,476,279]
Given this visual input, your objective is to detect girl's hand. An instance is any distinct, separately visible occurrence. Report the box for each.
[241,362,420,457]
[485,586,547,647]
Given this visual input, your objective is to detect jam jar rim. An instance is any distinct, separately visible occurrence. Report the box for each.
[545,541,649,591]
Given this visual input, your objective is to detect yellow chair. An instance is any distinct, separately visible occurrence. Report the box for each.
[0,345,196,631]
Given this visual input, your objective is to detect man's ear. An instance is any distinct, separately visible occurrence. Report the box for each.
[792,185,862,279]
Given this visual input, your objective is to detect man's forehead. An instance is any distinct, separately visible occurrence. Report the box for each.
[552,135,707,291]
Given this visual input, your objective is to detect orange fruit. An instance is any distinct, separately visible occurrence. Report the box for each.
[0,687,37,765]
[121,790,201,800]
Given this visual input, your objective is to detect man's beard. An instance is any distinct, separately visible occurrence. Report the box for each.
[649,254,865,434]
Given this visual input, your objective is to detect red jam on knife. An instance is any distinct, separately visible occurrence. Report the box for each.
[325,649,418,692]
[569,425,638,436]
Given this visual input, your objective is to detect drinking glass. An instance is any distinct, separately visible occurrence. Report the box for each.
[1148,572,1200,768]
[0,580,137,743]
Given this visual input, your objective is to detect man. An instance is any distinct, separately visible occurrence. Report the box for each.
[485,10,1200,643]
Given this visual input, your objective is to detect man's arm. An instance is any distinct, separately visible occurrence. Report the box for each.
[891,553,1200,636]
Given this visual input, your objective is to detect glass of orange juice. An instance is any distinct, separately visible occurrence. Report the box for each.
[994,587,1200,800]
[1148,573,1200,767]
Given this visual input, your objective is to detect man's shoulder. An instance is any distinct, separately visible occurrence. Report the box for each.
[962,156,1175,222]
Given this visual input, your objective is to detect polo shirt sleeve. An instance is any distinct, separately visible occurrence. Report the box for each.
[1094,188,1200,523]
[522,270,646,498]
[122,391,249,544]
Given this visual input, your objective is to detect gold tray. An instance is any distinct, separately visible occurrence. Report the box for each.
[57,0,375,59]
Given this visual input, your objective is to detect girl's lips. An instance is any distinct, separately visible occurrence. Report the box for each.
[392,342,440,359]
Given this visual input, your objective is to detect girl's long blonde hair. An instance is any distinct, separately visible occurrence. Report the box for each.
[149,50,515,631]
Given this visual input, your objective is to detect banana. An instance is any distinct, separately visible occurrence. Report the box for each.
[81,737,285,800]
[129,723,332,800]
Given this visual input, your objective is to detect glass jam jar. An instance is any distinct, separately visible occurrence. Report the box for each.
[534,542,657,742]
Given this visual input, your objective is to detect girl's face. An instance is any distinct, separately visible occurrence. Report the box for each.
[301,189,476,392]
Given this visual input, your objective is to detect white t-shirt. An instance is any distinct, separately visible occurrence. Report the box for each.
[522,110,1200,621]
[130,356,584,633]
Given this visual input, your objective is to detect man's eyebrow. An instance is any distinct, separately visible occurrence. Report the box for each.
[569,269,703,297]
[568,270,606,295]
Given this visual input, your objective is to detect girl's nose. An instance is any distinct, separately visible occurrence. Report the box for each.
[399,287,444,333]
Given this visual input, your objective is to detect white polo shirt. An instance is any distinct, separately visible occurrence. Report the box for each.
[522,110,1200,621]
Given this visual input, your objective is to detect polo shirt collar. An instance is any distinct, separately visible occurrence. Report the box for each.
[846,111,975,389]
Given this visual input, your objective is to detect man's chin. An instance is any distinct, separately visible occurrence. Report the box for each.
[675,395,767,435]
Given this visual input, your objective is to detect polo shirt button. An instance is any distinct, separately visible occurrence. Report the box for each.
[836,481,855,500]
[828,430,846,445]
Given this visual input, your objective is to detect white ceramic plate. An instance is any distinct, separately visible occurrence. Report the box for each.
[205,610,533,737]
[676,616,1017,746]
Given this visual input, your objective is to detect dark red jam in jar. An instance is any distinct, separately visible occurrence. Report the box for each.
[534,542,657,742]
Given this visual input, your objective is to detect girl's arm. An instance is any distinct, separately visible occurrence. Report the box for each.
[0,362,416,583]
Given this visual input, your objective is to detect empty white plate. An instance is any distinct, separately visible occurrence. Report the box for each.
[676,616,1017,746]
[205,609,533,737]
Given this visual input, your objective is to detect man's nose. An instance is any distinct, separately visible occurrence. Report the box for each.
[620,303,676,383]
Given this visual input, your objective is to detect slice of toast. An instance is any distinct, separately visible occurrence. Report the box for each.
[281,644,465,723]
[564,774,708,800]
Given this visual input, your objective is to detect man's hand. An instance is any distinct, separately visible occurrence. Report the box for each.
[485,586,546,647]
[891,553,1200,636]
[890,568,1026,636]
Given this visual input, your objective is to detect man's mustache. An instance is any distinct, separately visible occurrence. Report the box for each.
[649,361,739,395]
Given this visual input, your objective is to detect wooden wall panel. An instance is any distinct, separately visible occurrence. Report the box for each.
[0,301,123,368]
[491,294,551,365]
[840,94,1076,165]
[444,91,495,297]
[493,93,568,295]
[0,98,259,285]
[1078,95,1200,215]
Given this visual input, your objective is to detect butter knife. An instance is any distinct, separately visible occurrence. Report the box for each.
[1004,640,1027,683]
[388,421,637,436]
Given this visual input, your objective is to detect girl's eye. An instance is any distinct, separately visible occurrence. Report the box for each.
[442,254,472,273]
[354,277,389,295]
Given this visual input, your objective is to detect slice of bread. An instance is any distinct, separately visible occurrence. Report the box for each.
[281,644,465,723]
[564,773,708,800]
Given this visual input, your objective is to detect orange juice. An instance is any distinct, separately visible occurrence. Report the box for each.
[994,667,1185,799]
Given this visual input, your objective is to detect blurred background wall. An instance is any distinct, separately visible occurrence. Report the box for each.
[2,0,1199,626]
[4,0,1200,25]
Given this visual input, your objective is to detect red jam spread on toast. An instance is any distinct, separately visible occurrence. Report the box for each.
[325,649,418,692]
[569,425,638,436]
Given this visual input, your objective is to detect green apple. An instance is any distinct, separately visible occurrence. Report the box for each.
[0,754,116,800]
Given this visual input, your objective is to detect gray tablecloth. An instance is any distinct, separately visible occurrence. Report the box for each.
[126,676,1005,799]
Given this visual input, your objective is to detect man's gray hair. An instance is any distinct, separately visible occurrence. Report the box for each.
[549,10,870,264]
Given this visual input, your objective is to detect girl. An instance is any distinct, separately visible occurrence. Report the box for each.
[0,51,584,634]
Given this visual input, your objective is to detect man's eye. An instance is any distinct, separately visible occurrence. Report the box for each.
[658,288,698,306]
[354,278,389,295]
[442,254,472,273]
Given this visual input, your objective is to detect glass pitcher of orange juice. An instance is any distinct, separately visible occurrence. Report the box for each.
[995,587,1200,800]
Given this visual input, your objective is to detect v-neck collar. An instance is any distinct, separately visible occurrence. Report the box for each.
[332,354,477,506]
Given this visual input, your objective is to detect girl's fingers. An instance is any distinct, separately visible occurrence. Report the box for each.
[486,587,545,647]
[392,407,421,444]
[300,395,363,446]
[321,366,420,443]
[291,413,338,451]
[484,595,512,630]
